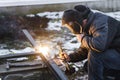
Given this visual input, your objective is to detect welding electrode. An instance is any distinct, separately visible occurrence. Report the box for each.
[58,43,76,75]
[59,45,70,71]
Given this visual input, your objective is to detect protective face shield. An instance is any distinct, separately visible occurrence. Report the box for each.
[63,21,82,34]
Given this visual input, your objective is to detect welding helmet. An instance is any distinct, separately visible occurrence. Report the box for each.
[62,5,90,34]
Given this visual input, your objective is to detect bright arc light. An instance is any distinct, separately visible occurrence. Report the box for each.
[38,46,49,57]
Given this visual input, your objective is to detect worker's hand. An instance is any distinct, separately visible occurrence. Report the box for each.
[59,52,70,62]
[76,34,84,42]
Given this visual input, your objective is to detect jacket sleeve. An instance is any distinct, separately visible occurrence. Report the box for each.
[69,44,88,62]
[81,20,108,52]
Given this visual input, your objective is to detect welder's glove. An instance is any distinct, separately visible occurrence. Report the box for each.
[59,52,71,62]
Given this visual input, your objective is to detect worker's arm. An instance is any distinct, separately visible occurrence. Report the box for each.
[59,44,88,63]
[69,44,88,62]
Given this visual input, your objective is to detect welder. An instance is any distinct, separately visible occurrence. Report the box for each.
[60,5,120,80]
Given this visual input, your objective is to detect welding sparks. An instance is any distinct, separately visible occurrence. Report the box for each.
[37,45,50,58]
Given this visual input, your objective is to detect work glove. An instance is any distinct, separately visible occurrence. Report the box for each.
[59,52,71,62]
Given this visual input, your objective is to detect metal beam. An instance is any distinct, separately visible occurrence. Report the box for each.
[22,29,68,80]
[0,52,39,60]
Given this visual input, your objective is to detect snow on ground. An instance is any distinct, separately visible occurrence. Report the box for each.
[10,47,34,53]
[0,47,34,55]
[37,12,63,19]
[63,37,80,51]
[0,49,11,55]
[106,11,120,20]
[37,12,63,31]
[75,75,88,80]
[46,21,62,31]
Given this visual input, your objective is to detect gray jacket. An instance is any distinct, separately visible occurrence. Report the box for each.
[69,11,120,62]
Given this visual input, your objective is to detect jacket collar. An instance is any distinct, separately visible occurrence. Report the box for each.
[82,11,95,34]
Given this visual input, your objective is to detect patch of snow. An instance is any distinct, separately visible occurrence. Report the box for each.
[16,57,28,61]
[106,11,120,21]
[46,21,62,31]
[63,37,80,50]
[52,37,65,43]
[7,57,29,61]
[37,12,63,19]
[69,37,77,42]
[73,65,79,71]
[0,44,7,49]
[63,41,80,51]
[0,47,34,56]
[74,59,87,68]
[10,47,34,53]
[0,49,11,55]
[92,9,102,13]
[26,14,35,17]
[37,12,63,31]
[75,75,88,80]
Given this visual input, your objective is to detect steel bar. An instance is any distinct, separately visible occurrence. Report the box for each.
[58,45,70,71]
[6,62,42,70]
[0,52,39,60]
